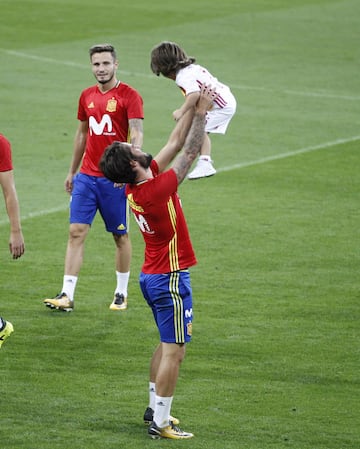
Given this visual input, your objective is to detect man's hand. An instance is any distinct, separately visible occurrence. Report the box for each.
[195,84,219,114]
[171,84,218,184]
[173,109,183,121]
[64,173,74,194]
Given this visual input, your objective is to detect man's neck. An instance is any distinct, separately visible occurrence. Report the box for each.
[135,167,153,184]
[98,78,119,93]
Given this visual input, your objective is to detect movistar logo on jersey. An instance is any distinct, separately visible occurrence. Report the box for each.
[89,114,115,136]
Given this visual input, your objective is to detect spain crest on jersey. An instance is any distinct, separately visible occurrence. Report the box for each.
[106,98,117,112]
[187,322,192,337]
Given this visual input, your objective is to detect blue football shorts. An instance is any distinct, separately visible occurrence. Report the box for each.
[139,270,193,344]
[70,173,129,235]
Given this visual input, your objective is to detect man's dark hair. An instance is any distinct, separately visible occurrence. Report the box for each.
[99,142,137,184]
[89,44,117,60]
[150,41,196,77]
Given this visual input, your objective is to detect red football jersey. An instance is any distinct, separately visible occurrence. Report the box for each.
[78,81,143,176]
[126,160,197,274]
[0,134,13,172]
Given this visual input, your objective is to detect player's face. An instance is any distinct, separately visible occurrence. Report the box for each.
[91,52,118,84]
[131,147,153,169]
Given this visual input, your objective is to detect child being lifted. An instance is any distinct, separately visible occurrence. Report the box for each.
[150,41,237,180]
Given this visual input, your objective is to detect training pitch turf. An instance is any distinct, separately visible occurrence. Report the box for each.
[0,1,359,448]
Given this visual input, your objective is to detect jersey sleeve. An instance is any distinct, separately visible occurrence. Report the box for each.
[149,170,178,203]
[146,161,178,204]
[125,88,144,119]
[0,134,13,172]
[77,91,87,121]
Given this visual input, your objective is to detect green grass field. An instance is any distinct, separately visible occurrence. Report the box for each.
[1,1,359,448]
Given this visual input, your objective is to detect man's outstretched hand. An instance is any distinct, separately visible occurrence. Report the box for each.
[196,84,219,114]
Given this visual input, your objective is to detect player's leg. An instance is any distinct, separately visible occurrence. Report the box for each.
[0,317,14,349]
[65,222,91,277]
[188,102,236,180]
[188,132,216,179]
[154,343,185,404]
[199,132,211,157]
[143,344,161,424]
[43,173,97,311]
[98,178,131,310]
[144,344,180,426]
[111,232,131,310]
[141,271,194,439]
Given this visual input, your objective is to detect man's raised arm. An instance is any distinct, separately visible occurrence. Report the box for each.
[172,85,218,184]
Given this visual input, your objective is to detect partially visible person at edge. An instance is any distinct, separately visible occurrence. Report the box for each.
[100,84,218,439]
[150,40,236,180]
[0,133,25,348]
[43,44,144,312]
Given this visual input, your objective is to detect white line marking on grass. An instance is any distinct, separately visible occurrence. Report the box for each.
[1,135,358,225]
[5,50,89,69]
[0,204,68,226]
[218,135,360,173]
[3,49,360,101]
[3,50,153,79]
[230,83,360,101]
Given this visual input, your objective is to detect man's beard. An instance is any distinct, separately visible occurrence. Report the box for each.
[97,73,114,84]
[138,153,153,169]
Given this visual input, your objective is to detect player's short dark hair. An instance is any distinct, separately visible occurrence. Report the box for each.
[150,41,196,77]
[99,142,137,184]
[89,44,117,60]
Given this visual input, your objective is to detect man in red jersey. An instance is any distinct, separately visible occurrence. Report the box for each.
[0,134,25,260]
[100,84,218,439]
[0,133,25,348]
[43,44,143,312]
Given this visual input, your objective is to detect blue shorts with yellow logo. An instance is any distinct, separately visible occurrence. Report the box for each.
[70,173,129,235]
[139,270,193,344]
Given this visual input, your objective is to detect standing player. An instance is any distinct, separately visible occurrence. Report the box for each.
[0,133,26,348]
[100,84,218,439]
[43,44,143,312]
[150,41,236,179]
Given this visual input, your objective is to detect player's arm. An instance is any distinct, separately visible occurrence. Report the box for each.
[154,108,194,173]
[172,85,216,184]
[0,170,25,259]
[173,91,200,121]
[129,118,144,148]
[65,120,87,194]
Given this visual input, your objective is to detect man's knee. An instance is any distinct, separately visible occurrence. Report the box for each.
[113,232,130,247]
[162,342,186,364]
[69,223,89,242]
